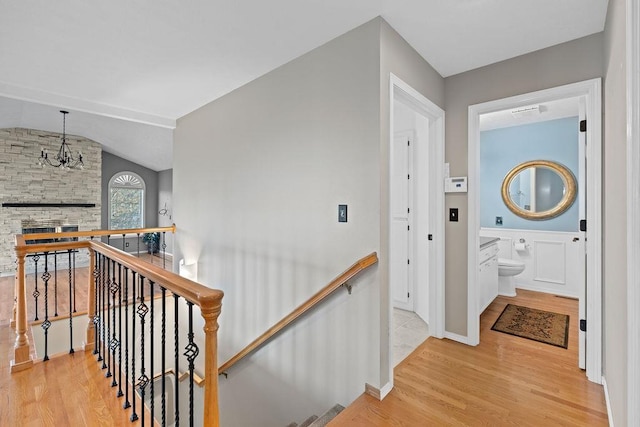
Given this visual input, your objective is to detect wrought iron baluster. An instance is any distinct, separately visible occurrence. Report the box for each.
[109,259,118,387]
[122,233,126,252]
[72,249,76,313]
[101,254,107,369]
[68,249,74,354]
[92,254,100,355]
[161,287,167,427]
[137,276,149,426]
[123,266,131,410]
[41,252,51,361]
[54,253,58,317]
[185,301,199,426]
[117,262,123,398]
[174,293,180,427]
[162,232,167,269]
[96,254,104,362]
[150,280,155,421]
[106,257,112,378]
[136,232,140,258]
[33,254,40,321]
[130,271,138,422]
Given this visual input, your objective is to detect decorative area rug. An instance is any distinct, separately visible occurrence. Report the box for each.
[491,304,569,349]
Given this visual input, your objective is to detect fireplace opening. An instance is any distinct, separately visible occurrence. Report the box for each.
[21,220,79,244]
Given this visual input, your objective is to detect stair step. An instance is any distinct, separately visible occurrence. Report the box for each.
[286,423,298,427]
[299,415,318,427]
[308,404,344,427]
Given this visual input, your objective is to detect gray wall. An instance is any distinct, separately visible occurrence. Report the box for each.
[443,33,604,335]
[175,19,381,427]
[603,0,627,424]
[158,168,173,254]
[101,151,159,230]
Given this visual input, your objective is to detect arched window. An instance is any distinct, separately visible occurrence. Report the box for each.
[109,172,145,229]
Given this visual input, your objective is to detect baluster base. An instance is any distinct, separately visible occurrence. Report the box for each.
[10,345,33,373]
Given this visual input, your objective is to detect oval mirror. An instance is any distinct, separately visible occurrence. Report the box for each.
[501,160,577,220]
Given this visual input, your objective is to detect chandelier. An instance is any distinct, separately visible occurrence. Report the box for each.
[38,110,84,169]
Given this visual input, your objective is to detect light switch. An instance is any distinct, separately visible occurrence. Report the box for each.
[449,208,459,222]
[338,205,347,222]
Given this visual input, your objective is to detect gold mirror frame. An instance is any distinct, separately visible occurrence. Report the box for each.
[501,160,577,220]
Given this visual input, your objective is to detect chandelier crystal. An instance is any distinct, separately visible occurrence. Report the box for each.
[38,110,84,170]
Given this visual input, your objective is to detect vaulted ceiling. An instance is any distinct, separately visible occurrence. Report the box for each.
[0,1,609,171]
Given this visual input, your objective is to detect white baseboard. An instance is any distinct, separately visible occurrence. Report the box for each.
[602,376,614,427]
[444,331,471,345]
[365,381,393,400]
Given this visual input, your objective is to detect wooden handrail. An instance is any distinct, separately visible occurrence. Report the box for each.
[218,252,378,374]
[19,224,176,242]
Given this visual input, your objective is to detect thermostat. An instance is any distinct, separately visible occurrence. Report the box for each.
[445,177,467,193]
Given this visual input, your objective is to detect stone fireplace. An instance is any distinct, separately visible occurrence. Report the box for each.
[0,128,102,275]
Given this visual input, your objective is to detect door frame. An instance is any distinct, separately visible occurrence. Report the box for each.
[388,75,445,371]
[467,78,602,384]
[627,0,640,421]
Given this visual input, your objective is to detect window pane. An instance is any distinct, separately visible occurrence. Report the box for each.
[110,187,143,229]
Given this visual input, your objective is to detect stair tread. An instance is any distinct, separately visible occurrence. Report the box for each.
[309,404,345,427]
[299,415,318,427]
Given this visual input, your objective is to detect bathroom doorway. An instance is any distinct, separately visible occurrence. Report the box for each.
[467,79,602,384]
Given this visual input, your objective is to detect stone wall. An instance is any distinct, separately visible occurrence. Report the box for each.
[0,128,102,275]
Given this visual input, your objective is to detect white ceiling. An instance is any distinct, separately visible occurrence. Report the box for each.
[0,0,609,171]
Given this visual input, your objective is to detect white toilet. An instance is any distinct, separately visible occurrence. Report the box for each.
[498,258,525,297]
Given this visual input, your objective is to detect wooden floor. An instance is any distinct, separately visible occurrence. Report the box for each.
[331,290,608,426]
[0,253,172,426]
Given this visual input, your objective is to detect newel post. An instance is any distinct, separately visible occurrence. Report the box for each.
[201,292,223,426]
[85,247,96,352]
[11,248,33,372]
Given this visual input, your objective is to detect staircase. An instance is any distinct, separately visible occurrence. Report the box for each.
[287,404,345,427]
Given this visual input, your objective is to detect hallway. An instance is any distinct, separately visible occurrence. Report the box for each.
[332,289,608,426]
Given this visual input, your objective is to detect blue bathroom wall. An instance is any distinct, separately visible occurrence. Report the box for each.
[480,116,579,232]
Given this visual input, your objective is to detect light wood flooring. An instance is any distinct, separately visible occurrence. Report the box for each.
[0,253,172,426]
[331,289,608,426]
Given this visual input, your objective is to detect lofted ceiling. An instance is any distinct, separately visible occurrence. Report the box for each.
[0,1,609,171]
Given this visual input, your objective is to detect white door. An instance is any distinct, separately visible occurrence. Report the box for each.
[391,131,413,310]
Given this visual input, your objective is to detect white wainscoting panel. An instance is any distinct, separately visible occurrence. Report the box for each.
[480,228,583,298]
[533,240,566,284]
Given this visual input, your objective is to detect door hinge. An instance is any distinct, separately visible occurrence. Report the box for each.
[580,319,587,332]
[407,207,410,214]
[407,225,410,231]
[580,219,587,232]
[407,259,410,265]
[428,234,433,241]
[408,174,410,180]
[407,292,410,298]
[407,140,410,146]
[580,119,587,132]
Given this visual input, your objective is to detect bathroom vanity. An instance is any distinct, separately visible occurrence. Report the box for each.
[479,236,500,313]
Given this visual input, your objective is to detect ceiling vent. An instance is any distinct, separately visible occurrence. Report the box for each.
[510,105,540,117]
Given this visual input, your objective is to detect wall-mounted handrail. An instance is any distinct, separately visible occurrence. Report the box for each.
[218,252,378,375]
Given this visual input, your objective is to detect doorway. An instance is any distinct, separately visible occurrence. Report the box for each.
[388,74,445,370]
[467,78,602,384]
